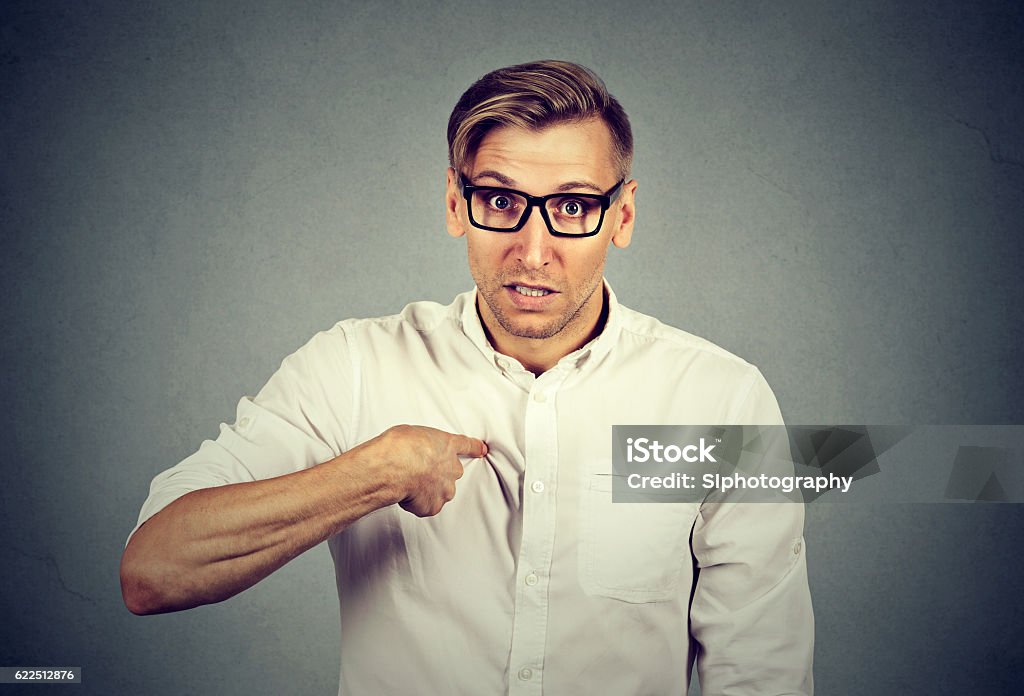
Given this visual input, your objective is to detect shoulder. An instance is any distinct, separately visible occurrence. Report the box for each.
[332,296,462,344]
[288,296,466,368]
[615,303,756,373]
[345,297,455,332]
[260,295,464,416]
[611,303,783,424]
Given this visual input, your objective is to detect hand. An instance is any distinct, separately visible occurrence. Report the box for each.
[371,425,488,517]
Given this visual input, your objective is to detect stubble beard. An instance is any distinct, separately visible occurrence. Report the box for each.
[476,266,604,341]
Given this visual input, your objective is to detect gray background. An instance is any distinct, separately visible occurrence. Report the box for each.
[2,0,1022,694]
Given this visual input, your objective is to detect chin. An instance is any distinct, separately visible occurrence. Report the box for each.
[501,317,569,340]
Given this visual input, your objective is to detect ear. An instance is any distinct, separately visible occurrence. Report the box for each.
[610,179,637,249]
[445,168,466,238]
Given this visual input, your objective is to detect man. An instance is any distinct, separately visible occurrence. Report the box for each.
[122,60,813,694]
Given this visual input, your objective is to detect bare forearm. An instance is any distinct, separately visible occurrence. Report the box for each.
[120,445,396,615]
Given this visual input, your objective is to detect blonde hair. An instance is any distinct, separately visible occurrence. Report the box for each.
[447,60,633,180]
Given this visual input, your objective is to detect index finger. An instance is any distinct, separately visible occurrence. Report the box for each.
[450,434,488,458]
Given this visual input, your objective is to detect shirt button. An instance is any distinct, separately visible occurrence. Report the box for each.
[531,480,545,494]
[238,417,251,428]
[525,572,539,586]
[533,392,547,403]
[518,667,533,681]
[793,540,802,555]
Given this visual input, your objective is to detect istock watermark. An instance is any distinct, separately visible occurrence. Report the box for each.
[610,425,1024,504]
[625,437,717,463]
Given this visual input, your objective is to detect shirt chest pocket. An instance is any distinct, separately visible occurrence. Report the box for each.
[578,474,700,603]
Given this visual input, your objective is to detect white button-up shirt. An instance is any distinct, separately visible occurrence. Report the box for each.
[131,283,814,695]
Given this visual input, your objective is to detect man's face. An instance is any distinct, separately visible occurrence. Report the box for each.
[445,118,636,346]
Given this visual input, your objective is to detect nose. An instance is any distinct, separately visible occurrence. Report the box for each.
[515,205,553,270]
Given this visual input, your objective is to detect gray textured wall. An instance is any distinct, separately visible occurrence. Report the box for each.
[2,1,1022,694]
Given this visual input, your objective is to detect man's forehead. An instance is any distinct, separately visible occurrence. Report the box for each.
[467,119,618,187]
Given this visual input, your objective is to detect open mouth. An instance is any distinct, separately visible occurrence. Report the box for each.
[511,285,554,297]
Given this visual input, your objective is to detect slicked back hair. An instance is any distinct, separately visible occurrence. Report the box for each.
[447,60,633,181]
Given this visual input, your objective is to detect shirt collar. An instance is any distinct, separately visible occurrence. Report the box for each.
[455,279,623,373]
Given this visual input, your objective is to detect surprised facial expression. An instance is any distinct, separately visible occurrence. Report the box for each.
[446,118,636,346]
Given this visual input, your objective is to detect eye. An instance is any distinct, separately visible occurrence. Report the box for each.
[487,194,516,211]
[557,198,589,218]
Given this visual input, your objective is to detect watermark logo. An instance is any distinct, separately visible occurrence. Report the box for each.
[611,425,1024,504]
[625,437,717,463]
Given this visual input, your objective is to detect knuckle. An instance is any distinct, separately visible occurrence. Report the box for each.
[389,424,413,437]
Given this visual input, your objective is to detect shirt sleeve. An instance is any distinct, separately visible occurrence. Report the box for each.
[125,324,357,546]
[689,369,815,694]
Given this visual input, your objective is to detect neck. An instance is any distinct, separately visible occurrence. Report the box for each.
[478,286,609,376]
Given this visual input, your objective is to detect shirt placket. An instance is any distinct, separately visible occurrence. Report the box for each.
[506,368,567,695]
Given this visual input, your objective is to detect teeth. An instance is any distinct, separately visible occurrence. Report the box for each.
[514,285,551,297]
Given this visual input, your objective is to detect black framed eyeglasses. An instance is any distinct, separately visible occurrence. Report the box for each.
[459,173,624,238]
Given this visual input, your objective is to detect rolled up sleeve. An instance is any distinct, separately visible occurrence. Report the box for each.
[689,369,815,694]
[126,324,355,546]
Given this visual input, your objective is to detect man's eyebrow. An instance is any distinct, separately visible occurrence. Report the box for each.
[472,170,605,194]
[472,170,517,187]
[554,180,604,194]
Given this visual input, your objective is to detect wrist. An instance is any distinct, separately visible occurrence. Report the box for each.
[343,433,407,508]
